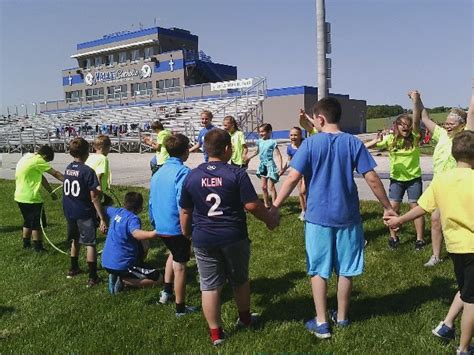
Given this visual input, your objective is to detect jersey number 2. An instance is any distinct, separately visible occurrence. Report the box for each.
[206,193,223,216]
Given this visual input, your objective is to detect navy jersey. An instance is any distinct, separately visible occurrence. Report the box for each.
[62,161,100,220]
[179,161,258,248]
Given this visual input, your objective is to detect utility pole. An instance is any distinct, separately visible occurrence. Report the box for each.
[316,0,330,100]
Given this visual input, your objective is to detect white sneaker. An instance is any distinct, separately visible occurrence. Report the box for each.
[158,290,173,304]
[298,211,305,221]
[424,255,442,267]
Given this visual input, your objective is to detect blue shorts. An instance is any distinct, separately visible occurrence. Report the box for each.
[389,177,422,203]
[305,222,364,279]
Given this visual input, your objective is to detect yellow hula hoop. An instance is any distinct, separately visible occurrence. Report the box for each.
[40,184,106,255]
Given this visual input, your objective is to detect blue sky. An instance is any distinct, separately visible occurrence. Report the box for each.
[0,0,472,114]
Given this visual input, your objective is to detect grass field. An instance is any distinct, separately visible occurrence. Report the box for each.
[0,179,461,353]
[366,112,447,133]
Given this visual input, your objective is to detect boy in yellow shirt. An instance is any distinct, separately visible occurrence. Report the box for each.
[385,130,474,355]
[14,145,64,251]
[86,135,113,205]
[144,121,171,175]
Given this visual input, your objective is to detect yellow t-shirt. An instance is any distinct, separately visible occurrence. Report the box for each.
[230,130,246,165]
[86,153,111,193]
[309,128,318,136]
[432,125,457,175]
[14,153,52,203]
[156,130,171,165]
[418,168,474,253]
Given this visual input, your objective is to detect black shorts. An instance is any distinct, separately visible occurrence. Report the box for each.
[105,266,161,281]
[160,235,191,263]
[450,253,474,304]
[67,217,97,246]
[17,202,46,229]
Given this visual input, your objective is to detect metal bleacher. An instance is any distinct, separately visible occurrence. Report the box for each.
[0,78,266,153]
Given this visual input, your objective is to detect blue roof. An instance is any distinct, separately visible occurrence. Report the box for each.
[77,26,198,50]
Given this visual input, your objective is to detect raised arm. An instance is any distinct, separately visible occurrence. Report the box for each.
[299,109,315,133]
[467,88,474,131]
[364,132,383,149]
[409,90,423,134]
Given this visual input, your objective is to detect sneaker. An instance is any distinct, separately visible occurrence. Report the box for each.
[66,269,81,279]
[432,321,455,341]
[235,313,260,328]
[388,236,400,249]
[329,310,349,327]
[175,305,199,317]
[34,245,47,253]
[415,240,427,251]
[87,277,101,288]
[456,345,473,355]
[304,319,332,339]
[298,211,305,221]
[108,274,123,295]
[211,330,226,346]
[424,255,442,267]
[158,290,173,304]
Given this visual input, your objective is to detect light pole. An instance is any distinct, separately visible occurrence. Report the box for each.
[21,104,28,116]
[15,105,18,116]
[316,0,327,100]
[32,103,37,115]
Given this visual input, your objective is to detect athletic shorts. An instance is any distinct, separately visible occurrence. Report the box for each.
[67,217,97,246]
[17,202,46,229]
[160,235,191,263]
[305,222,364,279]
[389,177,422,203]
[194,238,250,291]
[450,253,474,304]
[105,266,161,281]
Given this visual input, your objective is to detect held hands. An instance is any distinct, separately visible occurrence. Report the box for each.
[383,208,400,231]
[266,205,280,230]
[99,219,108,234]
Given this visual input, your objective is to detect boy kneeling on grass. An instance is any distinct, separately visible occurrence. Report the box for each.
[63,137,107,288]
[179,128,278,346]
[385,130,474,355]
[102,192,162,295]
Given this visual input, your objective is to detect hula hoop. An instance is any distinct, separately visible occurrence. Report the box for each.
[40,184,113,256]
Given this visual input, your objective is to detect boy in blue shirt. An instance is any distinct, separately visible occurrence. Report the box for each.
[189,110,216,162]
[102,192,162,294]
[63,137,107,288]
[273,97,395,339]
[180,129,278,345]
[149,133,197,316]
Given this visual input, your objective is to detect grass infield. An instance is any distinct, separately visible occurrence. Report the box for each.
[0,179,460,353]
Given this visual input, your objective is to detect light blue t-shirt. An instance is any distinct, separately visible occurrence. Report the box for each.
[291,132,376,227]
[149,157,190,236]
[101,207,142,271]
[197,124,216,162]
[258,139,277,164]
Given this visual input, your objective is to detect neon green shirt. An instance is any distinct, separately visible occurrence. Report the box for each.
[86,153,111,193]
[14,153,51,203]
[156,130,171,165]
[376,132,421,181]
[230,130,246,165]
[309,128,318,136]
[432,125,457,175]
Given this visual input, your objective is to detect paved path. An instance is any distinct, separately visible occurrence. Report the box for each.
[0,149,434,201]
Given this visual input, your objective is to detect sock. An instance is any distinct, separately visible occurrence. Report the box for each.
[176,302,185,314]
[70,256,79,270]
[33,240,43,250]
[210,327,224,342]
[164,282,173,294]
[23,238,31,248]
[238,310,251,325]
[87,261,97,280]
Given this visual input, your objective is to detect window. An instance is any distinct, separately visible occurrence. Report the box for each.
[156,78,181,94]
[118,51,127,64]
[144,47,154,59]
[131,82,152,96]
[131,49,141,61]
[66,90,82,103]
[107,84,127,99]
[85,88,104,101]
[106,54,116,66]
[85,58,92,69]
[94,56,103,67]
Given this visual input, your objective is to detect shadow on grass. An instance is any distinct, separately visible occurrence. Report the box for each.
[350,276,456,322]
[0,226,21,233]
[0,306,15,317]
